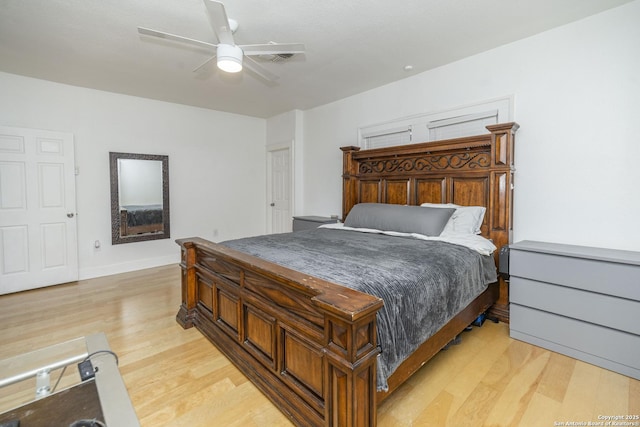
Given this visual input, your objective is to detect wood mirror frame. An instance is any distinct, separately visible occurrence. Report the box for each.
[109,152,170,245]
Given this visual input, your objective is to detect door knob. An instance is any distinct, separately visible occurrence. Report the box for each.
[67,213,75,218]
[270,203,275,207]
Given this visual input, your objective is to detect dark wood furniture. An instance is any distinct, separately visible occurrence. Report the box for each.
[176,122,518,426]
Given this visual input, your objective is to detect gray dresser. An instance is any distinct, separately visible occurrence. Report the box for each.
[509,240,640,380]
[292,216,339,231]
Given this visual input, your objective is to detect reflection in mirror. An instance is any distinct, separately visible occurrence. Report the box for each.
[110,152,170,244]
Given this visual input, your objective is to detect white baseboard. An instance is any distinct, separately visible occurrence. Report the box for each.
[78,254,179,280]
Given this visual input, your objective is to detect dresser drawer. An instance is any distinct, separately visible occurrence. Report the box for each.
[510,277,640,335]
[510,249,639,301]
[511,304,640,379]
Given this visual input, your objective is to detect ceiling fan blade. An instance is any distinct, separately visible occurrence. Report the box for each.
[138,27,217,50]
[192,55,217,72]
[243,56,279,82]
[203,0,235,45]
[241,43,305,56]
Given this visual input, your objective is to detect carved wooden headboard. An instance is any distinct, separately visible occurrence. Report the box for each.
[341,122,519,322]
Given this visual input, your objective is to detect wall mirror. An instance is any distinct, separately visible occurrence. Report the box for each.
[109,152,170,244]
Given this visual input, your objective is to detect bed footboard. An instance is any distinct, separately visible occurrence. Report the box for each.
[177,237,384,427]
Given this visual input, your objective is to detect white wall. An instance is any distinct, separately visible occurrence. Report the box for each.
[0,72,266,279]
[302,1,640,252]
[266,109,305,215]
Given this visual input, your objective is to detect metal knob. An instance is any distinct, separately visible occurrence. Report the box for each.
[67,213,75,218]
[270,203,275,207]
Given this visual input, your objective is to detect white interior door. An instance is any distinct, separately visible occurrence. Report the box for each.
[267,144,292,234]
[0,125,78,295]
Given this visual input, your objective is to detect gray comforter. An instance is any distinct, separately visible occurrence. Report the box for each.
[221,228,497,390]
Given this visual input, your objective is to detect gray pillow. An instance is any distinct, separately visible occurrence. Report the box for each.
[343,203,456,236]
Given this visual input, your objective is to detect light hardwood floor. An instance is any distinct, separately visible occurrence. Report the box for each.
[1,265,638,426]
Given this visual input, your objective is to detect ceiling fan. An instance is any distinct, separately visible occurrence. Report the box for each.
[138,0,305,82]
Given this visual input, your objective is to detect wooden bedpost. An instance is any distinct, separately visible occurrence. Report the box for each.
[314,296,381,426]
[486,122,519,323]
[176,238,197,328]
[341,146,361,221]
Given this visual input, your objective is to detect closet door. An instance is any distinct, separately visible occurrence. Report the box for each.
[0,125,78,294]
[267,142,292,234]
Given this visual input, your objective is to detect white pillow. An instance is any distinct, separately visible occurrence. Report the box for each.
[420,203,486,235]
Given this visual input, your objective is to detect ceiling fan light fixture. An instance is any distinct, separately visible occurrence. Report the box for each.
[227,18,239,34]
[217,44,243,73]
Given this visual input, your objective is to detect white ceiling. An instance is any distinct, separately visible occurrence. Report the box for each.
[0,0,632,118]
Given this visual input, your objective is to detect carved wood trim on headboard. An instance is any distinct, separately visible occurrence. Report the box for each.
[341,122,519,322]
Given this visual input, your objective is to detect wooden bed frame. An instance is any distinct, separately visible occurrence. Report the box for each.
[176,122,518,426]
